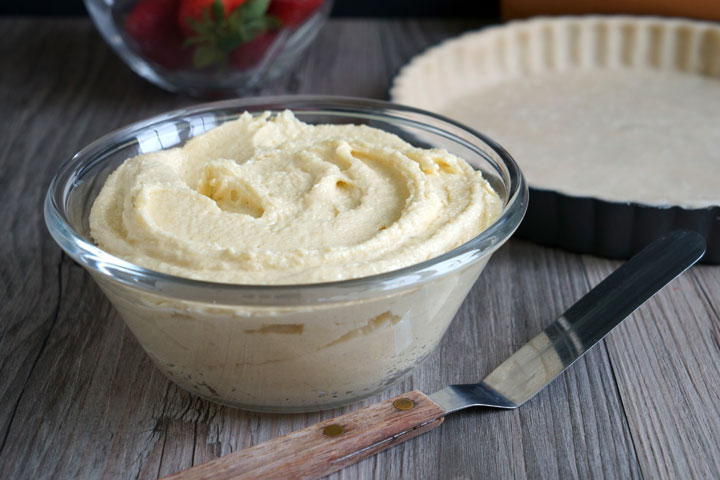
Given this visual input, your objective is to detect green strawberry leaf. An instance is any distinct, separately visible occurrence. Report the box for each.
[186,0,282,70]
[242,0,272,19]
[212,0,225,21]
[227,8,244,25]
[186,16,212,36]
[217,31,246,50]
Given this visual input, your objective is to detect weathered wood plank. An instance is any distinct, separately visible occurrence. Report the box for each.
[583,259,720,479]
[0,18,183,480]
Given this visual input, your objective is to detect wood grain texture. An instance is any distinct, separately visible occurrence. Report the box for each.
[162,391,444,480]
[582,260,720,479]
[0,16,717,480]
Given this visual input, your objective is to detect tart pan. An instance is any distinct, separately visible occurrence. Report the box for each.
[391,16,720,263]
[520,189,719,263]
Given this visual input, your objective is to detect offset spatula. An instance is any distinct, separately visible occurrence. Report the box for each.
[162,230,706,480]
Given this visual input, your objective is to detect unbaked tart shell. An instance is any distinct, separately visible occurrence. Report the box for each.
[391,16,720,263]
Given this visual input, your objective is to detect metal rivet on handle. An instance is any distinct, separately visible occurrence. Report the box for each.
[392,398,415,410]
[323,424,345,437]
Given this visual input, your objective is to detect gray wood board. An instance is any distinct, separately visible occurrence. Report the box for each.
[0,17,718,480]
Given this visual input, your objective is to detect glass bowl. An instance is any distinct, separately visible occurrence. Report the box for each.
[84,0,333,96]
[44,96,527,412]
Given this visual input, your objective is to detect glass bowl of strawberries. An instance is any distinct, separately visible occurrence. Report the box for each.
[85,0,332,96]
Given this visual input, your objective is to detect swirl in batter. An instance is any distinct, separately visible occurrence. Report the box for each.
[90,111,501,284]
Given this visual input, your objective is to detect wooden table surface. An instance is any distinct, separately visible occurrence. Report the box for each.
[2,17,720,480]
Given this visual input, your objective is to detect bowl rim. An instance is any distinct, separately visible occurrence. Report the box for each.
[44,95,527,298]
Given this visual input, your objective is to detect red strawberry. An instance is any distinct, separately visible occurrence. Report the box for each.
[125,0,192,69]
[179,0,280,69]
[178,0,247,36]
[229,32,276,70]
[268,0,323,27]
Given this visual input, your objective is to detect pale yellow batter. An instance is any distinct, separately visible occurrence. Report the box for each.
[90,110,501,284]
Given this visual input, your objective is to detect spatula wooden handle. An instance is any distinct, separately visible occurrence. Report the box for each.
[161,390,445,480]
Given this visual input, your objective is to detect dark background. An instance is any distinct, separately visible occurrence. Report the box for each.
[0,0,500,18]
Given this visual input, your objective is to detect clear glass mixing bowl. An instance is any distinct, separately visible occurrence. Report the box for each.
[84,0,333,96]
[44,96,527,412]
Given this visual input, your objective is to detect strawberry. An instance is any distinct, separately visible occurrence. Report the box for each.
[229,32,276,70]
[181,0,280,69]
[125,0,192,69]
[178,0,247,36]
[126,0,178,38]
[268,0,323,27]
